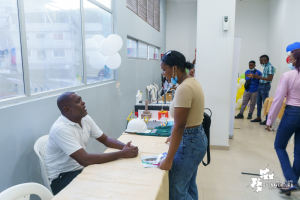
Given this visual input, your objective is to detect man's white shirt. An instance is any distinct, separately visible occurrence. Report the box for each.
[44,115,103,183]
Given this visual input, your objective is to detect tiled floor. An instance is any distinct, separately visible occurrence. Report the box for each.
[196,110,300,200]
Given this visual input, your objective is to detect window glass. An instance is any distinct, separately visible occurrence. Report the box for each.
[149,45,155,59]
[127,38,137,58]
[53,33,64,40]
[53,50,65,58]
[0,0,25,100]
[138,41,148,59]
[83,0,113,84]
[24,0,84,94]
[154,47,159,60]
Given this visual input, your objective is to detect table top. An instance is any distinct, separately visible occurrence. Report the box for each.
[263,97,286,120]
[52,134,169,200]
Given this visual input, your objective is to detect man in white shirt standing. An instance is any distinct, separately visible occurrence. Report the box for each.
[44,92,138,195]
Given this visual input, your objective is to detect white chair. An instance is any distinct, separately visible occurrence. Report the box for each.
[0,182,53,200]
[34,135,52,193]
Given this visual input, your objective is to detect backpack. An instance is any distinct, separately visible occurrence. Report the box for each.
[202,108,212,166]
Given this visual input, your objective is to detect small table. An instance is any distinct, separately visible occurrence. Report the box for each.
[52,134,169,200]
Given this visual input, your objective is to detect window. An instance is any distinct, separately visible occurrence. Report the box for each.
[127,38,138,58]
[37,50,46,61]
[53,50,65,58]
[138,41,148,59]
[0,0,25,100]
[83,0,113,84]
[36,34,45,39]
[127,37,159,60]
[53,33,64,40]
[126,0,160,31]
[0,0,114,103]
[24,0,84,94]
[154,47,159,60]
[149,45,154,59]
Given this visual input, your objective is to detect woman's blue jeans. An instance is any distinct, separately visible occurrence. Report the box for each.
[169,125,208,200]
[275,105,300,185]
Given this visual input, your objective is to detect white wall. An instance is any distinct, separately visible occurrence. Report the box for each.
[0,0,167,192]
[196,0,236,147]
[266,0,286,97]
[275,0,300,91]
[166,2,197,61]
[234,1,269,76]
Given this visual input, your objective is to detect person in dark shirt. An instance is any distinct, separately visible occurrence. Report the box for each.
[235,60,262,119]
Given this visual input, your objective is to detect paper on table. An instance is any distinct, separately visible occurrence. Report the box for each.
[141,152,167,168]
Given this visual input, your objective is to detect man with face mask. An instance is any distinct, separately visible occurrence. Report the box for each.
[44,92,139,195]
[247,55,275,125]
[235,60,262,119]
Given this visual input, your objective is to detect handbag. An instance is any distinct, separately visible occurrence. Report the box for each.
[202,108,212,166]
[244,69,256,91]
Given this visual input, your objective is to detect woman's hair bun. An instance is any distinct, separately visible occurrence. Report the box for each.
[184,62,194,70]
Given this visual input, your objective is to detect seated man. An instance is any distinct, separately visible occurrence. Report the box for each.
[235,60,262,119]
[44,92,138,195]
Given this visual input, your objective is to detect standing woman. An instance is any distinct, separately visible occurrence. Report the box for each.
[266,49,300,194]
[159,50,207,200]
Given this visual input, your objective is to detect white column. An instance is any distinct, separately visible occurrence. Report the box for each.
[195,0,236,148]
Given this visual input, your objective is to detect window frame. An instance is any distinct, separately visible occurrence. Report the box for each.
[0,0,114,107]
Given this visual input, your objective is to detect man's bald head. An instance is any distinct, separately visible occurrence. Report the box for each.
[57,92,75,113]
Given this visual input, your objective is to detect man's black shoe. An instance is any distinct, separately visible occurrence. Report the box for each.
[235,114,244,119]
[251,118,262,122]
[247,113,252,119]
[259,120,267,125]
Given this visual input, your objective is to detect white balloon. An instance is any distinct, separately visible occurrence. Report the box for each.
[239,78,246,85]
[108,34,123,51]
[237,83,242,90]
[237,98,243,105]
[92,34,105,45]
[105,53,121,69]
[235,103,240,110]
[100,38,118,56]
[85,39,100,50]
[88,52,105,69]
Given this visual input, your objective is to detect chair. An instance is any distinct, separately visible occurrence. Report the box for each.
[0,182,53,200]
[34,135,52,193]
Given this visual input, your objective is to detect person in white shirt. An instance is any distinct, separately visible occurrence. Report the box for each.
[44,92,138,195]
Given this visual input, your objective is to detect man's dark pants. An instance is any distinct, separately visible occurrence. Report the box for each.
[256,83,271,120]
[51,169,83,195]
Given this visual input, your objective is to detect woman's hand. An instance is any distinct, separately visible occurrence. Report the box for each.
[159,158,173,171]
[266,125,272,132]
[165,136,171,143]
